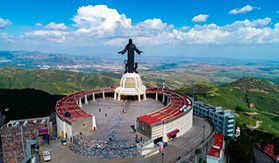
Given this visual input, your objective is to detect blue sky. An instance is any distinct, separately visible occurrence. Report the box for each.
[0,0,279,59]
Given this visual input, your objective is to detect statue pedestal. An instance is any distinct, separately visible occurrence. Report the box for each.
[114,73,146,101]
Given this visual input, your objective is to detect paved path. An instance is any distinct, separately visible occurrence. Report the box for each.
[82,97,163,141]
[253,147,276,163]
[169,116,212,152]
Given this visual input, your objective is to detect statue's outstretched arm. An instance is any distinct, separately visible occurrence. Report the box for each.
[118,45,128,54]
[134,46,143,55]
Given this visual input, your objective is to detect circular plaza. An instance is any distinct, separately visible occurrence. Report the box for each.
[68,97,163,159]
[56,87,194,160]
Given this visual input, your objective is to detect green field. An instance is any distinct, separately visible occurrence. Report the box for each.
[0,65,120,95]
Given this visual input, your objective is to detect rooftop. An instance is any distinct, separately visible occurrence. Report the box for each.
[207,133,224,159]
[137,89,192,125]
[194,101,234,116]
[56,88,114,122]
[2,117,48,129]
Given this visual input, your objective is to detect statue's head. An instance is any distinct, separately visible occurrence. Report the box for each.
[129,38,132,44]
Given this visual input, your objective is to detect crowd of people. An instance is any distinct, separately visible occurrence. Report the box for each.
[68,135,138,159]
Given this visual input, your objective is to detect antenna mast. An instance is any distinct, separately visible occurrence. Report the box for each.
[162,70,165,92]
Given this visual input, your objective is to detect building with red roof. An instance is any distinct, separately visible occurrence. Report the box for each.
[206,133,225,163]
[264,144,278,161]
[56,88,113,140]
[136,88,193,142]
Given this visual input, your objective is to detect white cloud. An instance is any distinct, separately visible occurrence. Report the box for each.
[179,26,190,31]
[229,5,258,15]
[14,5,279,48]
[45,22,67,30]
[23,30,69,43]
[191,14,209,22]
[35,23,43,27]
[0,32,15,43]
[173,24,229,44]
[0,18,11,29]
[72,5,131,37]
[223,17,271,31]
[136,19,168,30]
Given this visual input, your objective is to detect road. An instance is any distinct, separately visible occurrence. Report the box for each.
[169,116,212,152]
[253,147,276,163]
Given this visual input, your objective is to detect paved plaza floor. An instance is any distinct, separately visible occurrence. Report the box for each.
[82,97,163,141]
[67,97,163,160]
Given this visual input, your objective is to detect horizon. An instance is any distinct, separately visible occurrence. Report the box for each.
[1,0,279,59]
[2,50,279,63]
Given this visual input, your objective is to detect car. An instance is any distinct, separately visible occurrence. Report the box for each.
[30,156,36,163]
[42,151,51,162]
[61,138,67,146]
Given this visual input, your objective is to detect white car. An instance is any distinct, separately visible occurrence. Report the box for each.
[30,156,36,163]
[43,151,51,162]
[61,138,68,146]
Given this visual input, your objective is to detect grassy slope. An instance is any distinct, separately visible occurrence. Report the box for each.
[176,77,279,136]
[0,65,120,95]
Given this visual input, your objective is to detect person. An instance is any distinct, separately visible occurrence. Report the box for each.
[118,38,142,73]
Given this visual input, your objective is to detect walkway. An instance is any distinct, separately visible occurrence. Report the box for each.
[169,116,213,152]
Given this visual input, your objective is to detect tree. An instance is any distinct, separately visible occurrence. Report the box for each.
[227,130,256,163]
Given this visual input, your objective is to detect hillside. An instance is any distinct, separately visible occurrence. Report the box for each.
[226,77,279,94]
[0,65,120,95]
[0,65,278,135]
[0,88,63,124]
[225,77,279,114]
[176,77,279,136]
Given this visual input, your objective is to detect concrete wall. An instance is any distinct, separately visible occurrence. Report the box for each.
[137,120,153,138]
[177,120,215,163]
[71,117,93,136]
[64,121,72,139]
[56,91,111,141]
[56,114,65,138]
[166,109,193,138]
[56,114,95,141]
[151,124,164,139]
[150,109,193,140]
[137,108,193,141]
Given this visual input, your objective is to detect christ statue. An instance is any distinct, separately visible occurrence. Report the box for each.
[118,38,142,73]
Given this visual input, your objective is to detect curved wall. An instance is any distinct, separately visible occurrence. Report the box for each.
[56,88,193,142]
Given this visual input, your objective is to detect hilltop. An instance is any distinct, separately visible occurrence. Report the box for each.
[226,77,279,94]
[0,65,120,95]
[176,77,279,136]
